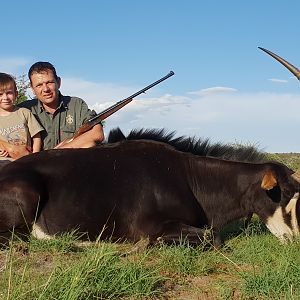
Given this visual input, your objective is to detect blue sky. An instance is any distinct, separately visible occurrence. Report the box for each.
[2,1,300,152]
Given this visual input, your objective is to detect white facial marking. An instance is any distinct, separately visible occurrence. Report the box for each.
[266,192,300,242]
[31,224,53,240]
[285,192,300,236]
[266,207,293,242]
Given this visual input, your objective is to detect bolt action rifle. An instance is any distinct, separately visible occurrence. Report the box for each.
[57,71,175,147]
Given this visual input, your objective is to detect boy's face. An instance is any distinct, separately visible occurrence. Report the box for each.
[30,70,61,108]
[0,83,17,112]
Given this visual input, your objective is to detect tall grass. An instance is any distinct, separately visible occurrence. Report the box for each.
[0,235,164,300]
[2,222,300,299]
[213,223,300,299]
[233,237,300,299]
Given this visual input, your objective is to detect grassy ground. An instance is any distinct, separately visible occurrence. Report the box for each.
[2,226,300,300]
[267,152,300,170]
[1,153,300,299]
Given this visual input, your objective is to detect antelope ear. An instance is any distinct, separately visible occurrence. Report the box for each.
[291,170,300,183]
[261,170,277,190]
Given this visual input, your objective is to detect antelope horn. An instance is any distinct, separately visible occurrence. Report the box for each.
[291,170,300,183]
[258,47,300,81]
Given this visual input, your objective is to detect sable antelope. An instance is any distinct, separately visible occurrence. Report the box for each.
[0,129,299,247]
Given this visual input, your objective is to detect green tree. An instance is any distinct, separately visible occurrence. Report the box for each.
[15,74,30,105]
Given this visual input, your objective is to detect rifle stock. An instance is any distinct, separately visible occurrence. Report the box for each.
[62,71,175,144]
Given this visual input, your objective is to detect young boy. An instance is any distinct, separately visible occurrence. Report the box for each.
[0,73,43,165]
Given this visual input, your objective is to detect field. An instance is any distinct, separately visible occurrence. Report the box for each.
[1,153,300,300]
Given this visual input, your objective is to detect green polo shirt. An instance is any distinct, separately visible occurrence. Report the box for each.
[18,94,97,150]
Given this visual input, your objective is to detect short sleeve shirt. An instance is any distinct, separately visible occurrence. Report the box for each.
[0,107,44,160]
[19,94,97,150]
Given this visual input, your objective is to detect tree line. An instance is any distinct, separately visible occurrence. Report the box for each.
[15,75,30,105]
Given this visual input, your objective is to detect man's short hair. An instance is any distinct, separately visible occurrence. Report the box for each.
[0,73,17,93]
[28,62,59,83]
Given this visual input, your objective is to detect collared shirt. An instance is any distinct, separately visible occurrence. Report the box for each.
[19,94,97,150]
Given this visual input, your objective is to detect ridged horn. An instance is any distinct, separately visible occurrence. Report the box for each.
[291,170,300,183]
[258,47,300,81]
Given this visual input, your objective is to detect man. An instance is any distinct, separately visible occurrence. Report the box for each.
[19,62,104,150]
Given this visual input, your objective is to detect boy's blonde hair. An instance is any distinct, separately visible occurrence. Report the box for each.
[0,73,17,93]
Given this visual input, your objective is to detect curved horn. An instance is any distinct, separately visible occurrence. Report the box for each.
[258,47,300,81]
[291,170,300,183]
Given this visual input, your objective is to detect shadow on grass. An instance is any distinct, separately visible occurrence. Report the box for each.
[220,216,269,243]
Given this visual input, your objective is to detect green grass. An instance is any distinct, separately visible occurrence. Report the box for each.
[2,224,300,299]
[267,152,300,170]
[225,235,300,299]
[1,237,164,299]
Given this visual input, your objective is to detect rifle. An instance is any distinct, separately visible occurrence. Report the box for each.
[59,71,175,146]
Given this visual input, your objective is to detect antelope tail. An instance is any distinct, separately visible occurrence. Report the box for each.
[258,47,300,81]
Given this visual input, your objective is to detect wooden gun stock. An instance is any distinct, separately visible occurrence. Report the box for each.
[60,71,175,146]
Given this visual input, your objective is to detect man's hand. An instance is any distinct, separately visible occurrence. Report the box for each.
[54,138,73,149]
[55,124,104,149]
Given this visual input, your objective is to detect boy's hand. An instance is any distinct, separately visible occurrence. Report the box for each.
[0,142,32,159]
[0,149,9,157]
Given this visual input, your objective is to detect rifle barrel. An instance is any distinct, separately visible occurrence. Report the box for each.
[89,71,175,123]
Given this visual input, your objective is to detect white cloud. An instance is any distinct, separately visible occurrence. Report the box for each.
[268,78,288,83]
[58,77,300,153]
[188,87,238,97]
[104,91,300,153]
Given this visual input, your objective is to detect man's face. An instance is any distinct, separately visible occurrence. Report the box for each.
[30,70,61,107]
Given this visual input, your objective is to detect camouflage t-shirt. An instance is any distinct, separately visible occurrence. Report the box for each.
[19,94,97,150]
